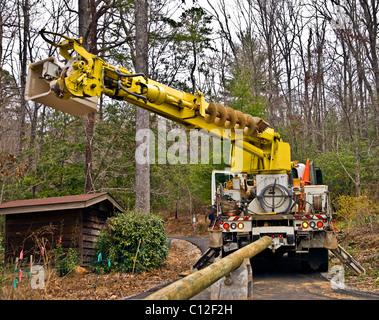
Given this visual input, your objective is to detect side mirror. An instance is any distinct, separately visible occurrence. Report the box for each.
[315,168,323,185]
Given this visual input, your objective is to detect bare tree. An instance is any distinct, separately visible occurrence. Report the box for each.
[78,0,95,194]
[254,0,281,126]
[78,0,114,194]
[0,4,4,140]
[15,0,30,155]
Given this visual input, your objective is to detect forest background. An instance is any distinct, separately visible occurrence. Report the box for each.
[0,0,378,215]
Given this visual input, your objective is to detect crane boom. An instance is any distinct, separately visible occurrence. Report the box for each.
[26,30,291,174]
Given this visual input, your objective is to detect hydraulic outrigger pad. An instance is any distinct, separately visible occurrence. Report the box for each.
[330,245,365,275]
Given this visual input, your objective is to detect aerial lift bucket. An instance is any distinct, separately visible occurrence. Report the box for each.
[25,57,98,116]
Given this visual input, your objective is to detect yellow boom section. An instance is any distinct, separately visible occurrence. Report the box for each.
[26,31,291,174]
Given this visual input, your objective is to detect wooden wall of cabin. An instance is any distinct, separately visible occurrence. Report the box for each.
[81,205,111,266]
[4,209,82,264]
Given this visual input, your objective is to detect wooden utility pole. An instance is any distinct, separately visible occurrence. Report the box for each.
[145,236,272,300]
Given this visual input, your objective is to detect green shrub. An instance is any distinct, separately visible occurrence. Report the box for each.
[54,244,80,276]
[333,195,378,228]
[94,210,168,274]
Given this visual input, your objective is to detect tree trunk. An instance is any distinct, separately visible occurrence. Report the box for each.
[0,9,3,140]
[79,0,95,194]
[17,0,30,155]
[134,0,150,212]
[78,0,90,46]
[353,132,361,197]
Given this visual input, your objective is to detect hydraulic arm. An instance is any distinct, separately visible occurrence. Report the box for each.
[26,30,291,174]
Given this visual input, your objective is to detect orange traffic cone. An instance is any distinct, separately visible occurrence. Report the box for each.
[302,158,311,185]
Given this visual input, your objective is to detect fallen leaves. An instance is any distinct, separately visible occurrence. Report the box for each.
[332,221,379,294]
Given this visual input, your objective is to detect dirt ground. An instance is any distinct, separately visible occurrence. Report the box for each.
[163,210,210,237]
[1,237,202,300]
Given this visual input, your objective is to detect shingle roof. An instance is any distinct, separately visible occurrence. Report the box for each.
[0,192,123,214]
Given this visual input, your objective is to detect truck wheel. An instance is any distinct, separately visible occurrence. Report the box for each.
[301,248,329,272]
